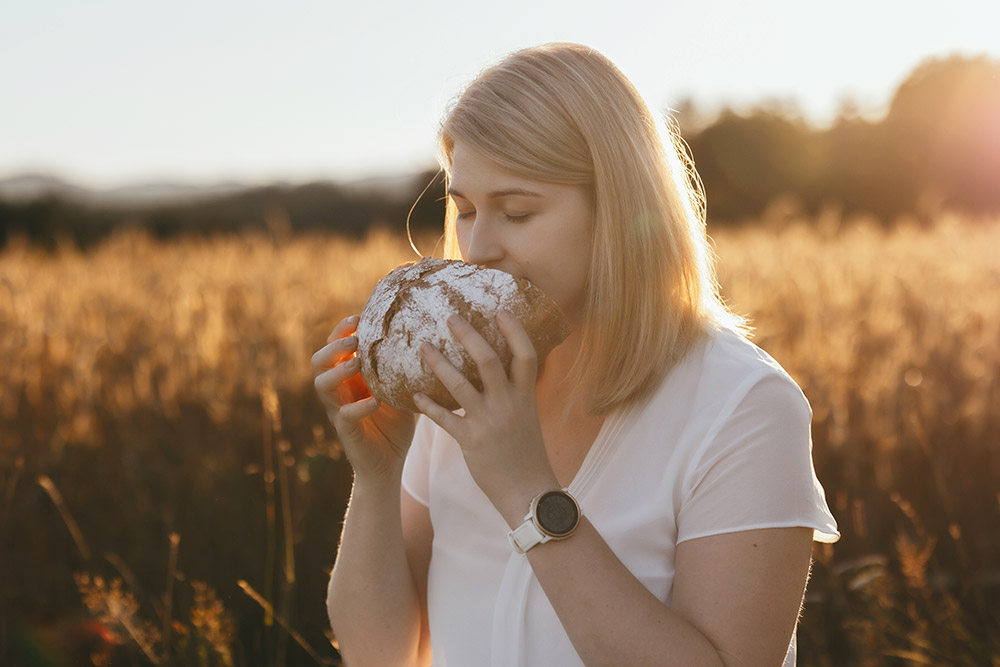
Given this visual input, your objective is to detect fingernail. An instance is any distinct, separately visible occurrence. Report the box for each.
[413,393,426,405]
[345,357,360,370]
[343,335,358,349]
[349,315,360,324]
[447,314,462,327]
[497,309,511,322]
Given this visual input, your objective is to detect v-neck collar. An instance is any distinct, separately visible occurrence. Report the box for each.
[564,399,641,498]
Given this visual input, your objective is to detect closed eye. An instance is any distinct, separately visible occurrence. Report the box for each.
[456,211,533,223]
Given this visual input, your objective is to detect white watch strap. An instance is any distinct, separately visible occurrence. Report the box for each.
[508,515,549,554]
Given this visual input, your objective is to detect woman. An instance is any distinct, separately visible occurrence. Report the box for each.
[312,42,839,666]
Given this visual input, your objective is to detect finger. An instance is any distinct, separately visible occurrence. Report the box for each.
[446,314,508,388]
[333,357,374,404]
[413,392,464,439]
[419,341,483,410]
[334,396,380,431]
[497,309,538,392]
[327,314,360,344]
[311,335,359,373]
[313,356,362,406]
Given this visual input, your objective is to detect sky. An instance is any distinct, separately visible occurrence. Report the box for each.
[2,0,998,189]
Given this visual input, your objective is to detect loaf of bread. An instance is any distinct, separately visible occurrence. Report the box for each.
[356,258,571,412]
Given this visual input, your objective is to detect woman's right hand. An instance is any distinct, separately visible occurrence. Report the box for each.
[312,315,417,483]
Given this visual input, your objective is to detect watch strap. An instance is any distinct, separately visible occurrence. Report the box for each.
[508,515,549,554]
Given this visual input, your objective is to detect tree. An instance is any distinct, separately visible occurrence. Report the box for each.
[885,54,1000,212]
[686,109,821,222]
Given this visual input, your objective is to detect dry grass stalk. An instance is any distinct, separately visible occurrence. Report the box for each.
[238,579,339,666]
[75,573,162,663]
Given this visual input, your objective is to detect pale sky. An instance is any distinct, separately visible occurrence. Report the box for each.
[2,0,997,188]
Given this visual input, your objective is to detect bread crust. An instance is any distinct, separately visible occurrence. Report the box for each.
[356,258,571,412]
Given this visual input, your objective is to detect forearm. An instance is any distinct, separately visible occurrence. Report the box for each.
[525,519,726,667]
[328,472,423,667]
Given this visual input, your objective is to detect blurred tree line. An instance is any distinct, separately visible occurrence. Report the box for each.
[684,54,1000,223]
[2,54,998,251]
[0,179,447,251]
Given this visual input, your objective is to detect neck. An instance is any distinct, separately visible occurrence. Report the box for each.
[536,327,587,418]
[539,325,582,378]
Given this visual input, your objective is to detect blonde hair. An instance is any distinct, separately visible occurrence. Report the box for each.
[437,42,747,415]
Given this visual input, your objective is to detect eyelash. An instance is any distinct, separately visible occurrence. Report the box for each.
[456,211,531,223]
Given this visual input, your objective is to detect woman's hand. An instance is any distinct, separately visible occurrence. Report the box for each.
[413,310,558,524]
[312,315,416,483]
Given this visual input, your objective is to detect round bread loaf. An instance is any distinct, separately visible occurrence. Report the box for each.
[356,258,571,412]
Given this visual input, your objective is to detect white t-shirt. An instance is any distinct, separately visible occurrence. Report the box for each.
[402,327,839,666]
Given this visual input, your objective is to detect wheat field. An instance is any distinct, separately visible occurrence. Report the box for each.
[1,214,998,666]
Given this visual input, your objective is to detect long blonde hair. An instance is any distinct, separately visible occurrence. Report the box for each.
[437,42,747,415]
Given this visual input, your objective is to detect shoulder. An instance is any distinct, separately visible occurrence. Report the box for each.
[702,327,801,390]
[612,327,810,485]
[643,326,808,427]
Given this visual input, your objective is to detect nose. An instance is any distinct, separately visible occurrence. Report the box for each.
[462,217,504,267]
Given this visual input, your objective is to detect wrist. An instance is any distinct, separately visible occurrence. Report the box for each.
[493,475,562,528]
[508,488,582,554]
[351,465,405,497]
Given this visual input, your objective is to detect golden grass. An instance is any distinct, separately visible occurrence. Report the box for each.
[0,229,414,443]
[1,215,998,665]
[715,214,999,453]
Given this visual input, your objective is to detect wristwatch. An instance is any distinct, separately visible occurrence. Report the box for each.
[508,489,581,554]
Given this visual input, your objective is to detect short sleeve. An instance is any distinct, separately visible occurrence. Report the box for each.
[677,372,840,544]
[401,415,436,507]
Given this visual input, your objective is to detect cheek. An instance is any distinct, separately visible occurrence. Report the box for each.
[454,223,472,260]
[535,258,589,319]
[559,236,593,313]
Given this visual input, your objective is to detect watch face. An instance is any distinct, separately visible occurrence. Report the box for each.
[536,491,580,537]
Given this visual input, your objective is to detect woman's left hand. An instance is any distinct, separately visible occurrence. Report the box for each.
[413,310,559,525]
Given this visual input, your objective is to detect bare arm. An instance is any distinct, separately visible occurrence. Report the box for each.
[522,522,813,666]
[313,315,430,667]
[328,481,432,667]
[671,528,814,665]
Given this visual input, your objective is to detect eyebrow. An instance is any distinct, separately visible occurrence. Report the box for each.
[447,187,544,200]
